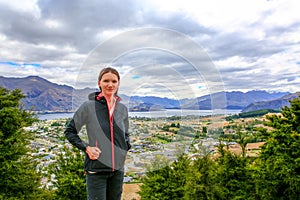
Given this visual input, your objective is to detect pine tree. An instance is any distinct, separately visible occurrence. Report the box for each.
[139,154,190,200]
[48,145,86,200]
[0,87,45,199]
[184,153,216,200]
[213,150,255,199]
[254,96,300,199]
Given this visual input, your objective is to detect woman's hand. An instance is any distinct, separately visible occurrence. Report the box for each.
[85,146,102,160]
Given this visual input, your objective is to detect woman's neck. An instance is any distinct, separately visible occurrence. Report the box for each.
[104,95,115,108]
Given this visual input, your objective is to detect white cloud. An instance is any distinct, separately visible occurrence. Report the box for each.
[44,19,62,29]
[0,0,37,10]
[0,0,40,17]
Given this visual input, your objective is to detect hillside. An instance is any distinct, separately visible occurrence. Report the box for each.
[242,92,300,112]
[181,91,289,110]
[0,76,292,112]
[0,76,73,111]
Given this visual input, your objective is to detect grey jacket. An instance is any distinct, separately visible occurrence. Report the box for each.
[64,92,131,172]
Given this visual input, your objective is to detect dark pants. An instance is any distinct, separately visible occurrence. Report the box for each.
[86,170,124,200]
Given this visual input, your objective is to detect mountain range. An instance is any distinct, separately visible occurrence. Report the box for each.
[0,75,298,113]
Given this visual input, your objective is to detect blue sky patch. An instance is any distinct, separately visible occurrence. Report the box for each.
[0,61,19,66]
[132,75,141,79]
[23,63,41,67]
[0,61,41,67]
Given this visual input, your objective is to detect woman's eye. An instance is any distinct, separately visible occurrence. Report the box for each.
[102,80,117,84]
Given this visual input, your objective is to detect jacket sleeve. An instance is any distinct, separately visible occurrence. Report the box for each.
[124,106,131,150]
[64,103,89,151]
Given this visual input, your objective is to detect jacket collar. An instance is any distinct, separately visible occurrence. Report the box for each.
[90,92,121,102]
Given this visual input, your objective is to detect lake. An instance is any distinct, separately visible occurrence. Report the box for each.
[37,109,241,120]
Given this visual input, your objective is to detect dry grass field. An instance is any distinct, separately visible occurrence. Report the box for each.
[122,184,141,200]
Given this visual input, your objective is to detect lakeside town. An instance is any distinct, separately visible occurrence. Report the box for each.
[26,112,267,189]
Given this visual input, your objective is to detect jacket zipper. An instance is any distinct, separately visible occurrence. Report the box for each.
[108,99,117,171]
[110,113,115,171]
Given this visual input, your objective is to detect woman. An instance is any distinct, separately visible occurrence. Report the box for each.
[64,67,131,200]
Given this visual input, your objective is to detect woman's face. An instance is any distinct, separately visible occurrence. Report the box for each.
[98,72,119,97]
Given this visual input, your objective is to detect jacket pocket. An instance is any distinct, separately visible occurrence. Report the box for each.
[85,158,111,171]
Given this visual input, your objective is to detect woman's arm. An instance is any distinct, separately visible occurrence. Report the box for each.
[64,103,89,151]
[64,118,89,151]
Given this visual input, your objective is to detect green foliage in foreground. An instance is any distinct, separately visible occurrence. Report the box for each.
[0,87,86,199]
[0,87,50,199]
[140,97,300,200]
[140,150,256,200]
[48,145,86,200]
[140,154,190,200]
[254,97,300,199]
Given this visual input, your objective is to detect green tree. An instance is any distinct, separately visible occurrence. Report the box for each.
[139,154,190,200]
[48,145,86,200]
[202,126,207,134]
[213,150,255,200]
[184,153,216,200]
[0,87,46,199]
[254,97,300,199]
[236,127,250,158]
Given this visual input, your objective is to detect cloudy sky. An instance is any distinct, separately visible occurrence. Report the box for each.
[0,0,299,99]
